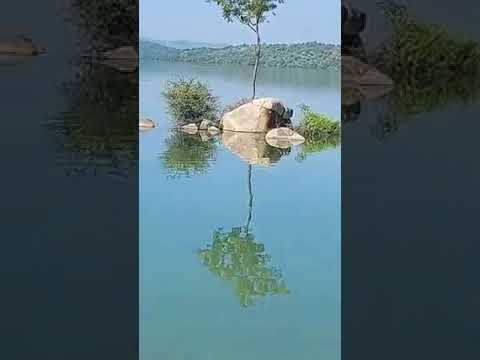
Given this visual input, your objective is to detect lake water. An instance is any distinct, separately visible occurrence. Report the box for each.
[140,61,341,360]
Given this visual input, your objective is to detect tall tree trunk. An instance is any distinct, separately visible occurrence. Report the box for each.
[252,24,261,100]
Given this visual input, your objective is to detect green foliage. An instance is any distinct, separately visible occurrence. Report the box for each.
[177,42,339,69]
[163,79,220,123]
[140,40,340,69]
[375,1,480,114]
[198,227,289,307]
[206,0,285,26]
[160,132,217,178]
[297,105,340,139]
[71,0,138,50]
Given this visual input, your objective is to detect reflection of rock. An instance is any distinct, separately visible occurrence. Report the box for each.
[222,131,288,167]
[342,56,394,104]
[102,46,138,73]
[139,118,155,129]
[180,123,198,134]
[0,36,45,56]
[222,97,292,132]
[199,130,212,142]
[266,128,305,149]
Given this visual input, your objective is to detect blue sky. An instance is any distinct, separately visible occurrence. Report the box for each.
[140,0,340,45]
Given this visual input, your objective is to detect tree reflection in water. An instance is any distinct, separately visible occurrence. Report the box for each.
[198,161,289,308]
[198,226,289,308]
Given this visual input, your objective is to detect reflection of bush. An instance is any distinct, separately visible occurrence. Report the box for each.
[198,227,289,308]
[50,64,137,176]
[296,135,340,162]
[160,132,217,177]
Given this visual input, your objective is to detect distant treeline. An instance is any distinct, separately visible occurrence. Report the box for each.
[140,40,340,70]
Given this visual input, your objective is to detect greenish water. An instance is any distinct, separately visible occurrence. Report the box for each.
[140,61,341,360]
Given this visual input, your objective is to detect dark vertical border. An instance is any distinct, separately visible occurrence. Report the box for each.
[1,2,139,359]
[342,1,480,358]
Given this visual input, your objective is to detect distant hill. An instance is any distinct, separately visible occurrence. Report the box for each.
[151,39,231,49]
[139,40,180,59]
[140,40,340,70]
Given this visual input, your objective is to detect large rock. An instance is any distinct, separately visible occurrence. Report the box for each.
[342,56,394,104]
[222,97,292,133]
[0,36,45,56]
[265,128,305,149]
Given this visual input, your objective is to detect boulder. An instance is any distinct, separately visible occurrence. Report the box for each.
[139,118,155,129]
[222,97,293,133]
[199,119,213,130]
[0,36,45,56]
[180,123,198,135]
[207,126,220,135]
[265,128,305,148]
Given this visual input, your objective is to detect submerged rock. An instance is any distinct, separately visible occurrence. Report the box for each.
[0,36,45,56]
[139,118,155,129]
[222,97,293,133]
[180,123,198,134]
[265,128,305,148]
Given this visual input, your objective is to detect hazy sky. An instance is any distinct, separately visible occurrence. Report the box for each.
[140,0,340,45]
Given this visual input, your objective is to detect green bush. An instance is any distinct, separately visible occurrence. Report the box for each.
[296,105,340,139]
[163,79,220,123]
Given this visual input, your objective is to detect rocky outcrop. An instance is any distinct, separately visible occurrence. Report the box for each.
[222,97,293,133]
[0,36,45,56]
[265,128,305,149]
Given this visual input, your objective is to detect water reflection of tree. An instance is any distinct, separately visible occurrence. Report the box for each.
[198,163,289,308]
[198,227,289,308]
[160,132,217,178]
[49,64,137,177]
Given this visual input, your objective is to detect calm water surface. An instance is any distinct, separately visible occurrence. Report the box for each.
[140,61,341,360]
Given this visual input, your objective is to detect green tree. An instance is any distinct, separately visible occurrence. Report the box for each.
[206,0,286,99]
